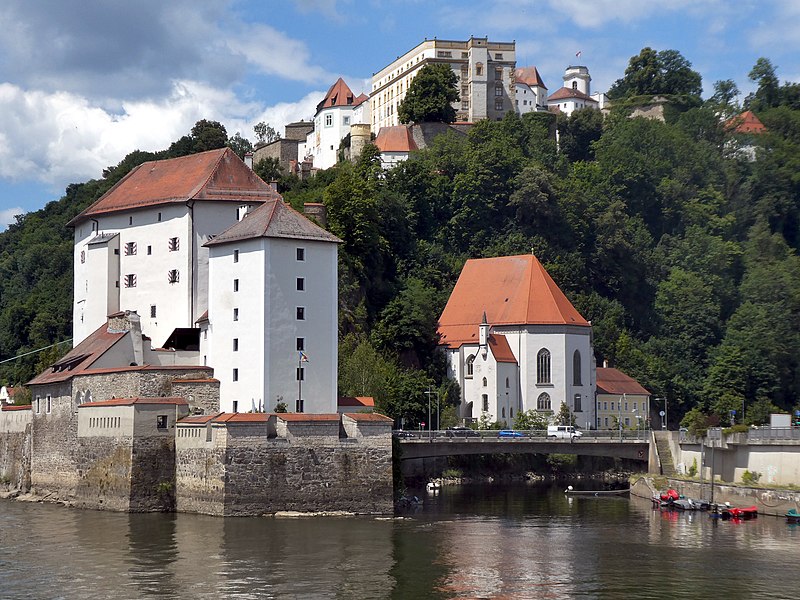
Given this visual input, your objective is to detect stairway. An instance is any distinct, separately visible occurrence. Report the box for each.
[653,431,677,476]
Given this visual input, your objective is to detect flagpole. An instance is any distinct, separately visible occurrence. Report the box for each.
[297,354,302,413]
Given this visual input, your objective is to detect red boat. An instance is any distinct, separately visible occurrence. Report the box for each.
[660,489,679,502]
[727,506,758,519]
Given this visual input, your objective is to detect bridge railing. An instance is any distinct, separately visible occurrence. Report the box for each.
[393,429,647,442]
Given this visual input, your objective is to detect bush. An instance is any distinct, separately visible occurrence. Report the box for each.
[741,470,761,486]
[722,424,749,435]
[687,457,698,477]
[441,468,462,479]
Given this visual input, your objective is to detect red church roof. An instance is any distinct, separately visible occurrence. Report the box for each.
[69,148,280,225]
[725,110,767,134]
[317,78,357,112]
[515,67,548,89]
[438,254,589,348]
[488,334,517,364]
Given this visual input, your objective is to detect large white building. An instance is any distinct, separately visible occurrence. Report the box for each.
[438,254,595,425]
[370,36,517,130]
[547,65,609,116]
[69,148,340,413]
[514,66,548,114]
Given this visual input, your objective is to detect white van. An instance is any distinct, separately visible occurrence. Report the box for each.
[547,425,582,441]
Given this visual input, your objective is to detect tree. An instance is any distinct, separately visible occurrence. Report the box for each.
[254,157,283,183]
[708,79,740,118]
[608,47,702,99]
[514,409,549,431]
[398,63,459,124]
[227,132,253,159]
[748,58,780,110]
[254,121,280,145]
[190,119,228,152]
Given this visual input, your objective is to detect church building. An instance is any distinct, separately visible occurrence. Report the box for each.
[438,254,595,425]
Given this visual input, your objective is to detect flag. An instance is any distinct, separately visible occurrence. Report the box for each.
[299,351,309,362]
[576,50,582,58]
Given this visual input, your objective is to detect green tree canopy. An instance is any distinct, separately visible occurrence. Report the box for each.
[608,47,702,99]
[398,63,459,124]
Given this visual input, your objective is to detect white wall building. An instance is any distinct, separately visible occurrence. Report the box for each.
[203,199,341,414]
[371,36,516,130]
[304,78,370,170]
[439,254,595,425]
[514,66,548,114]
[547,65,600,116]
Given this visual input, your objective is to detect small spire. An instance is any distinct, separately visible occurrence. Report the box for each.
[481,311,488,324]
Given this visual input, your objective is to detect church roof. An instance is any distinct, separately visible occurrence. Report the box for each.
[205,198,342,246]
[725,110,767,134]
[596,368,650,396]
[375,126,418,153]
[438,254,589,348]
[515,66,548,89]
[69,148,280,225]
[547,87,598,103]
[488,334,517,364]
[317,78,357,112]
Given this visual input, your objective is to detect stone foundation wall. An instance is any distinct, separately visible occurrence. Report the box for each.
[171,380,219,415]
[175,445,227,515]
[73,437,133,511]
[0,425,30,491]
[130,437,177,512]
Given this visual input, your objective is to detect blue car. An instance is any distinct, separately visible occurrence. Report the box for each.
[498,430,525,438]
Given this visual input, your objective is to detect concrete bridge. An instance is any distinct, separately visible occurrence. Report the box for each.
[396,431,650,463]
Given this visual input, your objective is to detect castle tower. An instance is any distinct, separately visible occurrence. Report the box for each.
[563,66,591,96]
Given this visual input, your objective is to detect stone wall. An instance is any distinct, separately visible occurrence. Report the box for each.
[171,379,219,414]
[0,408,31,490]
[130,436,176,511]
[73,436,133,511]
[74,367,212,402]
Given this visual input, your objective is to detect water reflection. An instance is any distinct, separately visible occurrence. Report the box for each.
[2,483,800,599]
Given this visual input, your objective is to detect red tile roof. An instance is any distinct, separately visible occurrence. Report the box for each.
[375,126,418,153]
[317,78,357,112]
[353,93,369,108]
[338,396,375,408]
[1,404,31,411]
[214,413,269,423]
[79,397,188,408]
[515,67,547,89]
[69,148,280,225]
[547,87,598,103]
[205,198,341,246]
[488,334,517,364]
[439,254,589,348]
[596,368,650,396]
[28,323,128,386]
[278,413,340,422]
[725,110,767,134]
[343,413,393,422]
[177,413,223,424]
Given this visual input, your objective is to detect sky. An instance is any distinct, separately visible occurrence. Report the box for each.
[1,0,799,230]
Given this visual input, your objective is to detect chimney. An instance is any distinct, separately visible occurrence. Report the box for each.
[244,151,253,169]
[603,359,609,369]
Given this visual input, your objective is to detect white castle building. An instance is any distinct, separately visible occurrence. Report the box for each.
[547,65,608,116]
[438,254,595,425]
[68,148,340,413]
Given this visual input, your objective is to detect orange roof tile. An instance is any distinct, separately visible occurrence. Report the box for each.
[69,148,280,225]
[213,413,269,423]
[79,397,188,408]
[317,78,357,112]
[725,110,767,134]
[488,334,517,364]
[438,254,589,348]
[374,126,418,153]
[338,396,375,408]
[596,368,650,396]
[1,404,31,411]
[353,93,370,108]
[178,413,223,424]
[515,66,548,89]
[547,87,598,103]
[205,198,341,246]
[278,413,340,422]
[343,413,393,422]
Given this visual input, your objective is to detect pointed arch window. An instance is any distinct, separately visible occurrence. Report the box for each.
[537,348,551,384]
[573,350,582,386]
[537,392,551,411]
[482,377,487,387]
[466,355,475,378]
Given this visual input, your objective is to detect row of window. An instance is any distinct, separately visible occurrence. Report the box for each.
[88,416,121,429]
[465,349,583,386]
[122,270,179,287]
[598,400,642,412]
[34,395,52,414]
[123,238,179,256]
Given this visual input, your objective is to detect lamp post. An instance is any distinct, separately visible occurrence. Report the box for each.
[424,386,440,436]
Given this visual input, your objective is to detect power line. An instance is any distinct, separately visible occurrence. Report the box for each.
[0,339,73,365]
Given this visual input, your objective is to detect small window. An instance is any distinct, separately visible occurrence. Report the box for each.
[167,269,179,284]
[147,245,152,255]
[150,305,156,319]
[495,98,503,111]
[125,241,136,256]
[495,84,503,97]
[325,114,333,127]
[233,308,239,321]
[297,367,304,381]
[124,274,137,288]
[476,63,483,76]
[46,395,51,414]
[495,53,503,60]
[572,81,578,90]
[466,355,475,377]
[295,399,304,413]
[296,248,305,261]
[35,396,41,414]
[157,415,168,430]
[482,394,488,412]
[234,279,239,292]
[129,216,133,225]
[296,277,305,291]
[296,307,305,320]
[232,400,239,413]
[296,337,305,351]
[158,212,162,222]
[232,368,239,382]
[343,116,350,126]
[537,392,551,411]
[233,249,239,263]
[80,250,85,264]
[169,237,179,251]
[506,378,510,388]
[482,377,487,387]
[233,338,239,352]
[495,66,503,80]
[574,393,582,413]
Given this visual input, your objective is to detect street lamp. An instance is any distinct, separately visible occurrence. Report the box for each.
[424,386,440,438]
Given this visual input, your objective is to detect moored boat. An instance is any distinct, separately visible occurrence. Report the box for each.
[786,508,800,523]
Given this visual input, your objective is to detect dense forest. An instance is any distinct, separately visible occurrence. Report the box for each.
[2,49,800,431]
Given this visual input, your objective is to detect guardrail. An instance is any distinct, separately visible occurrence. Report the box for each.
[393,429,648,442]
[681,426,800,443]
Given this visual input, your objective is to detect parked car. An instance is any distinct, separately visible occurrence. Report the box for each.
[446,426,479,438]
[498,430,525,438]
[547,425,582,441]
[393,430,416,439]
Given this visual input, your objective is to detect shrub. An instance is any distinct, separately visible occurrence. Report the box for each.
[441,468,462,479]
[687,457,698,477]
[741,470,761,486]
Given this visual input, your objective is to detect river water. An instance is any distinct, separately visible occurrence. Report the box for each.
[1,482,798,599]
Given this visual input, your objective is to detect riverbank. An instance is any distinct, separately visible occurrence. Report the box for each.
[631,475,800,517]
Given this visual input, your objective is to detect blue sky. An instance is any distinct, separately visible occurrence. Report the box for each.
[1,0,799,230]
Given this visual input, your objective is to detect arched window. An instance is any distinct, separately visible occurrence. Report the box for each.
[505,377,509,388]
[510,408,514,418]
[537,349,551,384]
[466,355,475,377]
[84,390,92,404]
[537,392,551,411]
[482,377,487,387]
[573,350,582,385]
[572,81,578,90]
[75,391,82,405]
[502,407,506,419]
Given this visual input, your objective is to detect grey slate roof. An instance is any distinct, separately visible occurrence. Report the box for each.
[204,199,342,246]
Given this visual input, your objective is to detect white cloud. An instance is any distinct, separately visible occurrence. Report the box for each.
[0,206,24,231]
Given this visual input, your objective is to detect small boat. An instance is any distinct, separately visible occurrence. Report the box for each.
[660,489,679,502]
[786,508,800,523]
[426,481,441,492]
[564,485,630,496]
[710,502,758,520]
[728,505,758,519]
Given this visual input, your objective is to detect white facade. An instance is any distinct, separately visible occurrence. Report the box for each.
[515,82,547,114]
[206,234,338,414]
[371,37,516,130]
